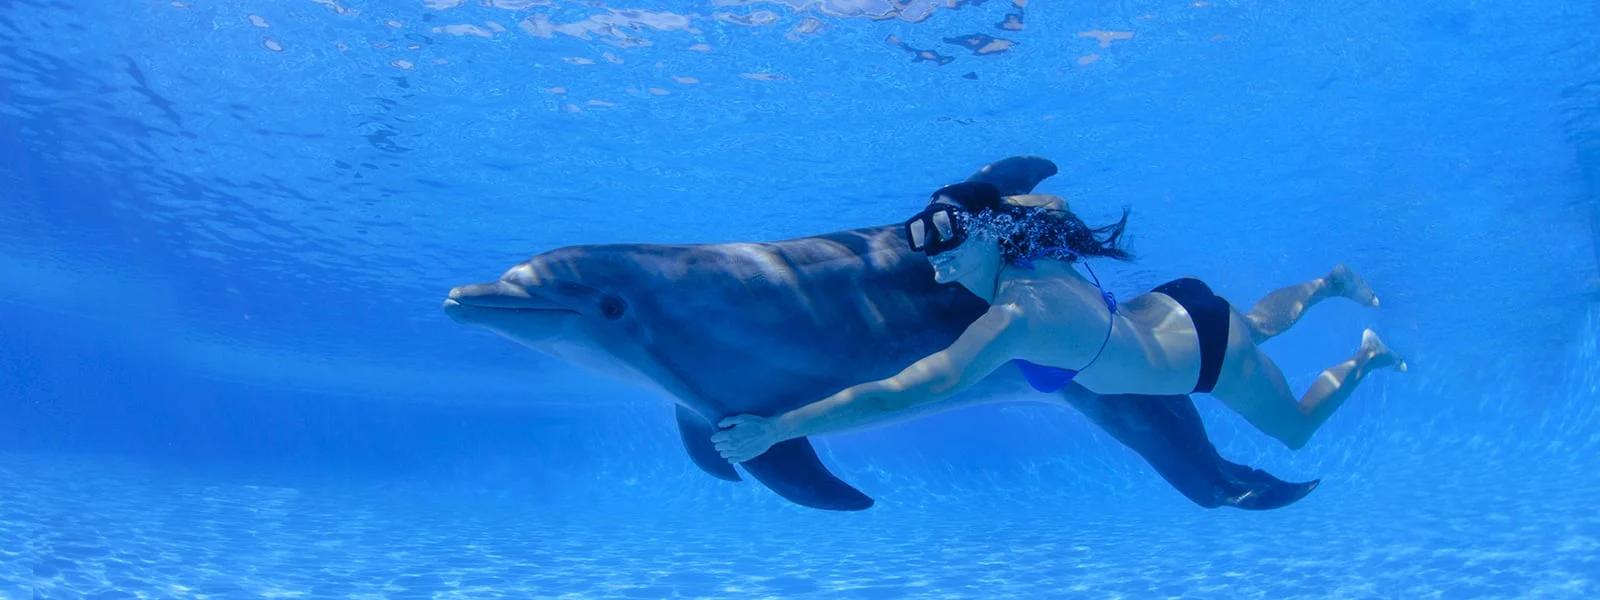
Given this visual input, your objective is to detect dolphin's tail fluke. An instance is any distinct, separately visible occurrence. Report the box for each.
[1063,389,1322,511]
[1214,461,1321,511]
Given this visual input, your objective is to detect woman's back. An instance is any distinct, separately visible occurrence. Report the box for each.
[999,258,1206,395]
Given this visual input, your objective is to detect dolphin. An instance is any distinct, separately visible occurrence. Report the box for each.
[442,157,1319,512]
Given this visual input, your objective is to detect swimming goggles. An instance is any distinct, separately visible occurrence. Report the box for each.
[904,202,969,256]
[906,181,1004,255]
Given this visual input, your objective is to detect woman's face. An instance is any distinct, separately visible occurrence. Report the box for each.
[925,204,997,285]
[928,238,985,284]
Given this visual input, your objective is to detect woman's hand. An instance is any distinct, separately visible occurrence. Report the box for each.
[711,414,787,463]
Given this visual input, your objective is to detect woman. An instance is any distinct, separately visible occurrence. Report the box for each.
[711,181,1407,462]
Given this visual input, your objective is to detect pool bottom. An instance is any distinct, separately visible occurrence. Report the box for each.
[2,450,1594,599]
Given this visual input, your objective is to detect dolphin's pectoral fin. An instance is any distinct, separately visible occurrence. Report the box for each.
[964,156,1060,196]
[675,405,741,482]
[740,437,875,511]
[1215,461,1320,511]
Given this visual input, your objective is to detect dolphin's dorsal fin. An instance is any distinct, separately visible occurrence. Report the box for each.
[1002,193,1068,212]
[964,156,1059,196]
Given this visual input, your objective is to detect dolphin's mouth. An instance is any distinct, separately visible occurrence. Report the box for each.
[443,281,581,321]
[441,298,579,313]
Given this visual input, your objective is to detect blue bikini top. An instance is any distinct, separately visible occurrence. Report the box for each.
[1007,247,1118,393]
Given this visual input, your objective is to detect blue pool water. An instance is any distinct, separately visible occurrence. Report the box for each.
[3,0,1599,598]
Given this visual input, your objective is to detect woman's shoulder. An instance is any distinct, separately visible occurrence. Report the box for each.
[999,262,1103,309]
[995,267,1065,306]
[999,258,1087,287]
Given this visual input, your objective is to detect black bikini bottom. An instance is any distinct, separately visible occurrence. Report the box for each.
[1151,277,1231,394]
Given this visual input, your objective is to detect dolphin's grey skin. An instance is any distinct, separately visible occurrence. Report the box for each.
[443,157,1319,511]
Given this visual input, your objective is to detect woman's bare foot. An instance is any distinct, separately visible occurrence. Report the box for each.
[1327,263,1381,308]
[1361,328,1408,372]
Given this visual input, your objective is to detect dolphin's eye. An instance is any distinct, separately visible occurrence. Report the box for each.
[600,297,626,320]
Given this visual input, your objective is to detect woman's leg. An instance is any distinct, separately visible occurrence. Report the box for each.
[1210,327,1408,450]
[1243,263,1381,344]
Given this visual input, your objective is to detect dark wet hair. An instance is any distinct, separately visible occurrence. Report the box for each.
[931,181,1135,264]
